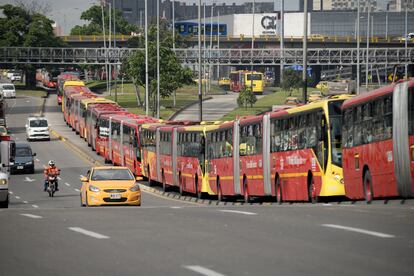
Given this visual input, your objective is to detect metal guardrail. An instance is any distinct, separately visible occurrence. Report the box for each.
[0,47,412,66]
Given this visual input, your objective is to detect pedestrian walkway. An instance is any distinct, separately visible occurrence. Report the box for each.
[174,92,239,121]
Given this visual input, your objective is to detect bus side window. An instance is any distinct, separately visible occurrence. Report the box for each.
[384,96,393,140]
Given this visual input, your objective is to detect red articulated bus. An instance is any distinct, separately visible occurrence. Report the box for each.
[78,98,116,140]
[57,73,78,105]
[141,121,203,194]
[70,92,97,133]
[85,104,126,150]
[108,114,157,176]
[342,79,414,202]
[62,85,91,124]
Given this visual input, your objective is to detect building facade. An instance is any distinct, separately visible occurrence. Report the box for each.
[387,0,414,11]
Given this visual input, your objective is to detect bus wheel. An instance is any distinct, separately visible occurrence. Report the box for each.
[162,172,168,192]
[308,176,317,204]
[217,179,223,202]
[147,166,153,187]
[363,170,374,204]
[243,179,251,203]
[195,177,203,199]
[179,174,184,196]
[276,177,283,205]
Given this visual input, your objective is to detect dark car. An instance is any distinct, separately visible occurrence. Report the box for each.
[11,142,36,174]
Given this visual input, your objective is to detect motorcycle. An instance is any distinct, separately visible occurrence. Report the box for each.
[46,173,58,197]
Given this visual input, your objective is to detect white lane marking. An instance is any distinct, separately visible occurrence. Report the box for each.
[322,224,395,238]
[21,214,42,219]
[74,189,80,192]
[9,191,13,195]
[65,183,71,187]
[79,175,85,178]
[57,176,62,180]
[170,206,182,209]
[35,158,40,162]
[23,201,28,204]
[184,266,226,276]
[24,177,35,182]
[219,210,257,216]
[68,227,109,239]
[323,203,332,206]
[15,137,20,140]
[32,205,39,208]
[15,196,21,199]
[26,100,30,103]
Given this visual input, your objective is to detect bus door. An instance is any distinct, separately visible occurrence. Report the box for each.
[233,120,241,195]
[120,121,125,166]
[109,117,113,162]
[316,111,328,173]
[172,128,178,186]
[393,81,413,197]
[156,128,161,182]
[262,114,272,195]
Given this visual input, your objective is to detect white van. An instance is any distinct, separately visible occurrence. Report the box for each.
[26,116,50,141]
[0,83,16,98]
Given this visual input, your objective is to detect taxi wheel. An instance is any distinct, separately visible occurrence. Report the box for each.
[80,194,85,207]
[85,193,90,207]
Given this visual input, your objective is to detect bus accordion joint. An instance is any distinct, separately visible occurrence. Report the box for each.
[411,145,414,162]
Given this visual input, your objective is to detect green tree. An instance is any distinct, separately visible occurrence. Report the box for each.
[0,4,63,47]
[237,88,257,109]
[0,4,64,87]
[70,5,137,35]
[280,69,303,96]
[123,21,193,115]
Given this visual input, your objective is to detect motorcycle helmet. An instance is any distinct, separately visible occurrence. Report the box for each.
[48,160,55,167]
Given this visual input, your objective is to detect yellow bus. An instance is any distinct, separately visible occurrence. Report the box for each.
[229,70,264,94]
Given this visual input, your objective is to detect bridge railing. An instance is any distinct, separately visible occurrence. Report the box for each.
[0,47,412,65]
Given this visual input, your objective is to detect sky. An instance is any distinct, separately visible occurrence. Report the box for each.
[0,0,390,35]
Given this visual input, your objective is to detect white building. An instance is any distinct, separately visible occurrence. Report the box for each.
[388,0,414,11]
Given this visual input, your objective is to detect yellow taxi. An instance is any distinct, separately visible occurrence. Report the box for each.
[80,166,141,207]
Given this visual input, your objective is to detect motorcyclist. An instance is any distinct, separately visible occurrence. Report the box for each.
[43,160,60,192]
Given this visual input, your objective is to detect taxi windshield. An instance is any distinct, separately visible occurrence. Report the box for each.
[91,169,134,181]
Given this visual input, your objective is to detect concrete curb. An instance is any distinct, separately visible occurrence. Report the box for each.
[168,96,213,120]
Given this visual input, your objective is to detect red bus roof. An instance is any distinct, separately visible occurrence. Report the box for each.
[342,78,414,109]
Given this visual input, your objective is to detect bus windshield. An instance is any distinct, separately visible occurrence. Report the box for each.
[329,100,344,167]
[247,74,262,81]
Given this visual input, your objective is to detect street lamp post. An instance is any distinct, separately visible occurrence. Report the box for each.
[405,0,408,79]
[145,0,149,116]
[302,0,308,103]
[280,0,284,84]
[217,11,220,80]
[156,0,160,119]
[357,0,360,94]
[108,2,112,96]
[100,2,109,94]
[172,0,175,50]
[251,0,255,90]
[366,0,370,90]
[113,0,117,103]
[198,0,203,122]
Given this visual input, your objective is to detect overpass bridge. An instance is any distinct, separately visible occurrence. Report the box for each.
[0,47,412,66]
[61,35,412,49]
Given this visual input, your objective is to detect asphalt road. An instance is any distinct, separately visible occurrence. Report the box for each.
[0,93,413,276]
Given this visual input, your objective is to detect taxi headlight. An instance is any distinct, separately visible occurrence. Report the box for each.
[89,185,100,192]
[129,184,140,192]
[0,179,7,185]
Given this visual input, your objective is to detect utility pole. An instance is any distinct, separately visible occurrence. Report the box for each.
[172,0,176,107]
[113,0,117,103]
[251,0,255,90]
[366,0,370,90]
[357,0,360,94]
[145,0,149,116]
[172,0,175,50]
[108,2,112,97]
[302,0,308,103]
[280,0,284,84]
[100,1,108,95]
[217,11,220,80]
[405,0,408,79]
[209,3,214,92]
[385,10,388,39]
[198,0,203,122]
[156,0,160,119]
